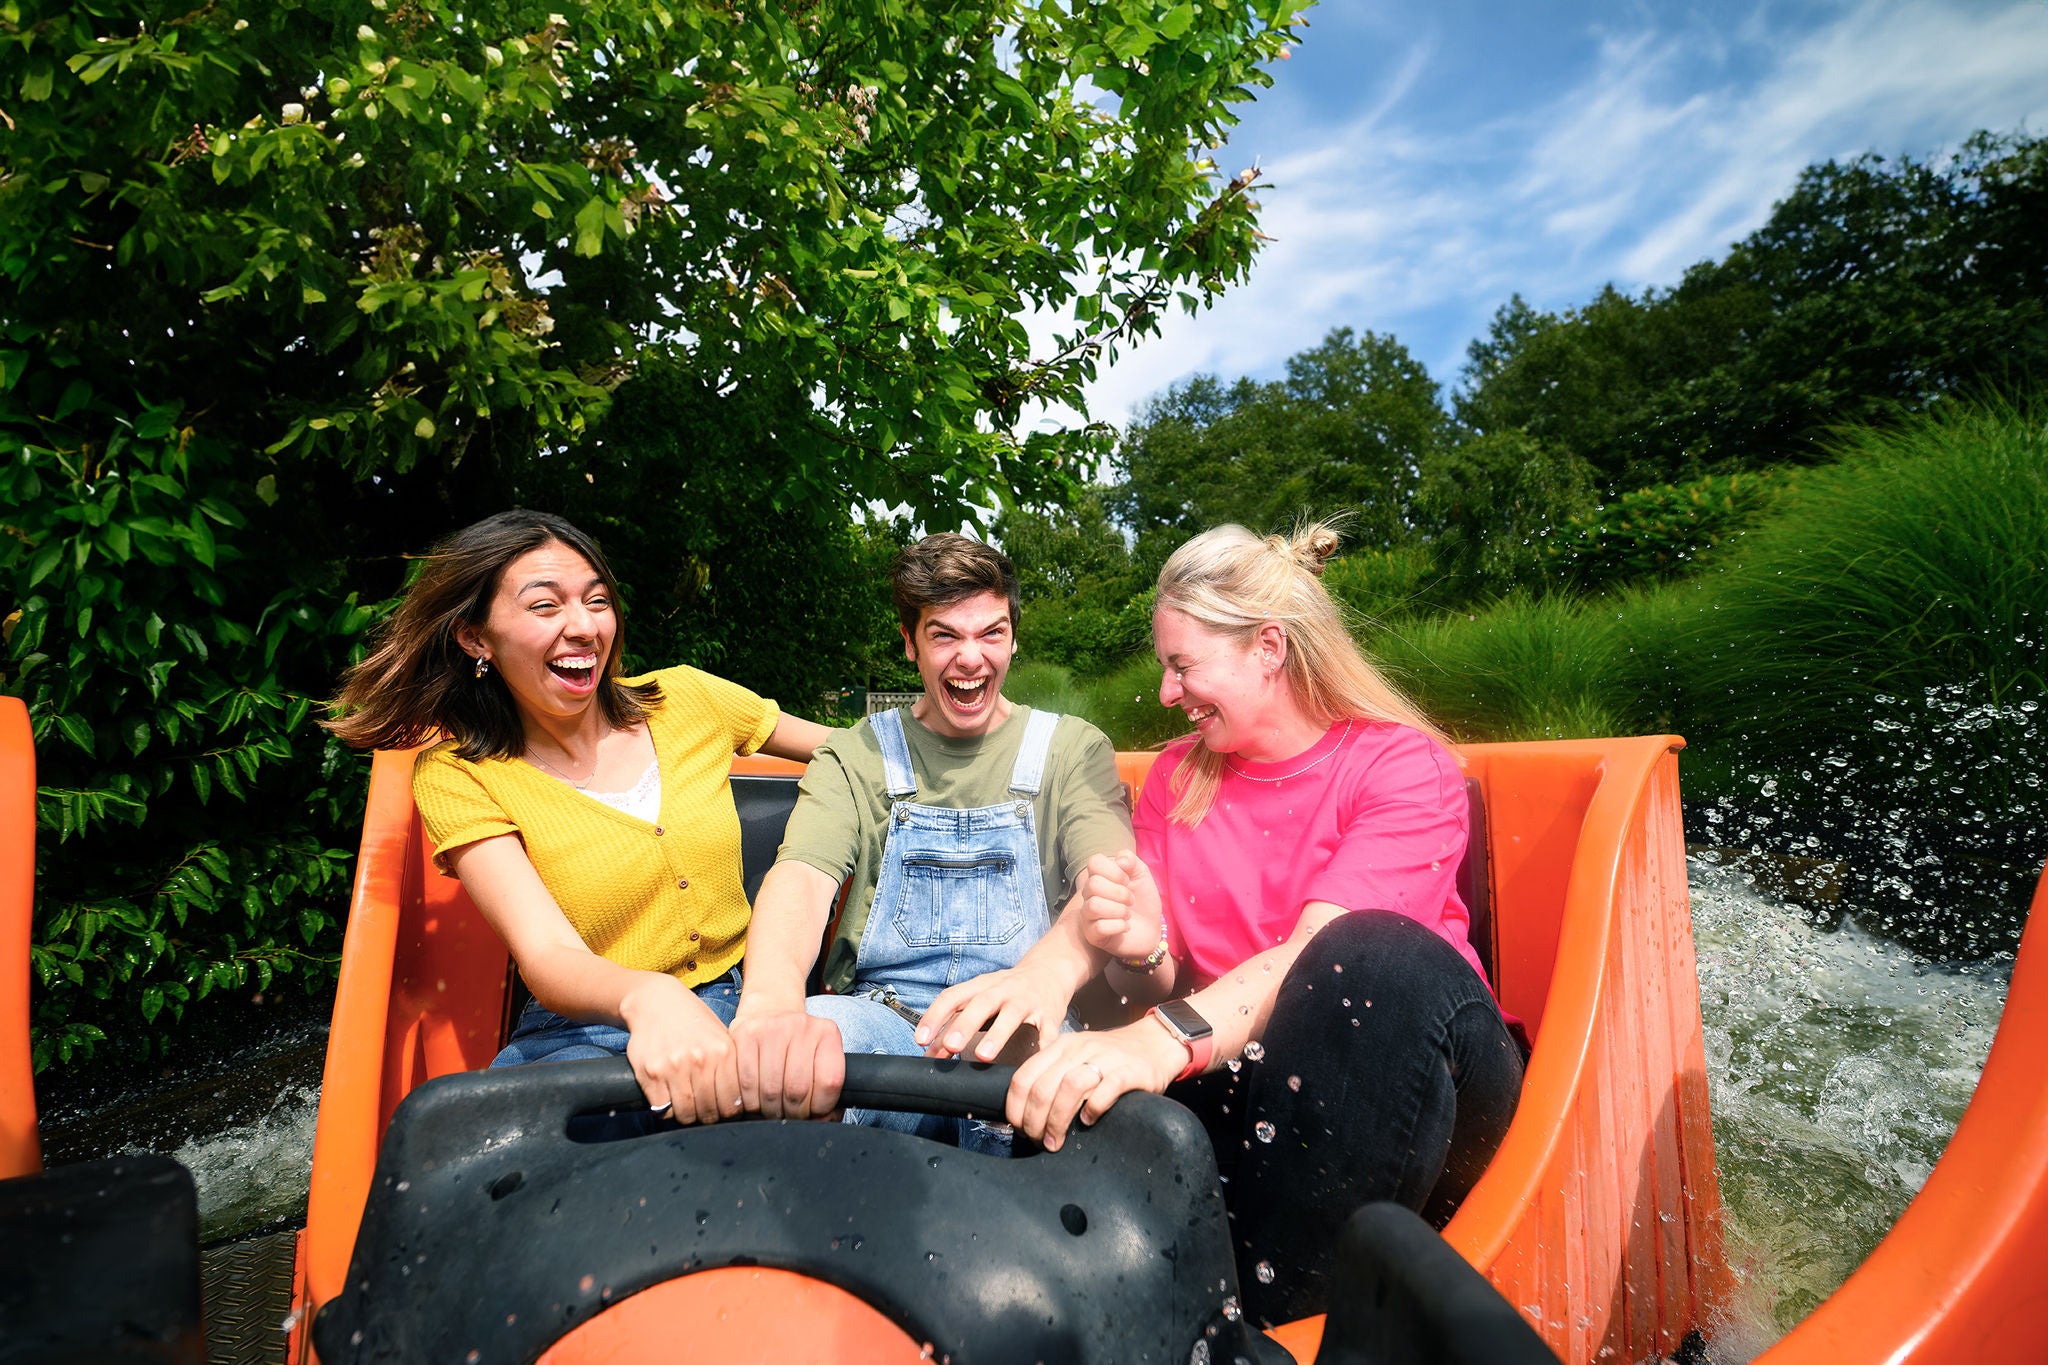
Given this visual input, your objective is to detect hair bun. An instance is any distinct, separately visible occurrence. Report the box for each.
[1290,522,1343,576]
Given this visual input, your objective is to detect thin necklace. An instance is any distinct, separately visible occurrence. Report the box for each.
[1225,721,1352,783]
[526,743,598,789]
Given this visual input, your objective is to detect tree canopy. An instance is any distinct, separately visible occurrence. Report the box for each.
[1,0,1304,1068]
[1111,325,1448,548]
[1454,131,2048,495]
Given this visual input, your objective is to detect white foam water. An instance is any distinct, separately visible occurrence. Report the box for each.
[159,1082,322,1243]
[1690,856,2010,1354]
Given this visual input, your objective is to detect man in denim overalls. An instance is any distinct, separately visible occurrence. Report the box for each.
[732,534,1132,1149]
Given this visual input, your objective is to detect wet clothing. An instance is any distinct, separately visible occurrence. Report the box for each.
[776,704,1129,996]
[1137,722,1488,991]
[1170,911,1523,1325]
[1135,723,1521,1323]
[413,665,778,988]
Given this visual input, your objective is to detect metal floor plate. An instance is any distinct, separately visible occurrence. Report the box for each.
[200,1231,296,1365]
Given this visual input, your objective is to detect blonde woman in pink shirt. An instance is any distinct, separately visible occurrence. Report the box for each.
[935,521,1525,1326]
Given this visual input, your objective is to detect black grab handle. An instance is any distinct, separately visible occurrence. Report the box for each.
[554,1053,1015,1122]
[319,1050,1260,1365]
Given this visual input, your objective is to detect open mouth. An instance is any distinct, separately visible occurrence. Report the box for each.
[943,676,991,711]
[1186,704,1217,725]
[547,655,598,689]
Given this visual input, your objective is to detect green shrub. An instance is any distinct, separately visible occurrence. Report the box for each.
[1362,594,1632,742]
[1673,400,2046,844]
[1679,400,2043,733]
[1546,470,1787,589]
[1003,660,1092,721]
[1006,653,1189,751]
[1019,590,1156,679]
[1076,654,1192,750]
[1321,545,1444,622]
[1415,428,1597,599]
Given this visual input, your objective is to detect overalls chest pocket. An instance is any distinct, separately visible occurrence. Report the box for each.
[892,848,1027,948]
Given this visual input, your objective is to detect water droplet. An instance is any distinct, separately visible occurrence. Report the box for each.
[1332,963,1343,973]
[1254,1120,1276,1143]
[1286,1074,1301,1091]
[1222,1295,1242,1321]
[1255,1260,1275,1283]
[1243,1041,1265,1062]
[1225,1057,1241,1073]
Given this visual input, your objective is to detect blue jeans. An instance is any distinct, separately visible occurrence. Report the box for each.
[806,992,1014,1156]
[491,968,744,1068]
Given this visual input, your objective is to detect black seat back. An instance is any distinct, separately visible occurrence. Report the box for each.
[733,774,804,904]
[1457,777,1494,988]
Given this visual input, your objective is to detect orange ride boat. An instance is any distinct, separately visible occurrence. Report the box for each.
[5,694,2047,1362]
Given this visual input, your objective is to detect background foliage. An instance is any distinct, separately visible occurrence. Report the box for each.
[2,0,1302,1070]
[1007,130,2047,953]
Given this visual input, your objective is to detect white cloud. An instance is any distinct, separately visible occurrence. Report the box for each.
[1069,0,2048,428]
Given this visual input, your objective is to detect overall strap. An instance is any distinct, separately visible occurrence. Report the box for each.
[869,707,919,799]
[1008,709,1062,797]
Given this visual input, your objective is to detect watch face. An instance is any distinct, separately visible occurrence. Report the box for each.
[1155,998,1214,1042]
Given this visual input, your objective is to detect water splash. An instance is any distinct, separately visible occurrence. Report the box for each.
[1691,856,2009,1343]
[158,1082,322,1242]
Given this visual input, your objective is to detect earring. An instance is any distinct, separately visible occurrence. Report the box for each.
[474,657,492,679]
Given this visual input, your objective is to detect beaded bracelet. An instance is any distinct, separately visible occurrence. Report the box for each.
[1119,926,1171,973]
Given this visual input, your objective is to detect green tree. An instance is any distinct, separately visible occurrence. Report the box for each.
[1454,131,2048,493]
[1,0,1304,1068]
[996,485,1134,604]
[1415,429,1595,598]
[1113,326,1449,546]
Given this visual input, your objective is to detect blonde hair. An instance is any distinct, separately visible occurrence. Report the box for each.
[1155,520,1445,826]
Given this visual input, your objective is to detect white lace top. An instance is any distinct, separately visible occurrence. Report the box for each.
[580,760,662,825]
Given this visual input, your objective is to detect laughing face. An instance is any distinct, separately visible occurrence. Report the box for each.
[1153,606,1273,756]
[457,540,617,728]
[904,590,1016,740]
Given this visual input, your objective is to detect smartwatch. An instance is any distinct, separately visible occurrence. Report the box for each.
[1147,998,1216,1083]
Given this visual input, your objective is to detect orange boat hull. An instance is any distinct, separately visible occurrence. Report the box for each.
[7,701,2044,1362]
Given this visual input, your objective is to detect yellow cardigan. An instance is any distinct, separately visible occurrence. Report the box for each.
[411,666,778,986]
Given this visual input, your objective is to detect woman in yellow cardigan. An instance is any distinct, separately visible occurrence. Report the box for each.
[328,511,829,1124]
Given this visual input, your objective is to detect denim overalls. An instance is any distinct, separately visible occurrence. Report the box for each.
[804,706,1062,1151]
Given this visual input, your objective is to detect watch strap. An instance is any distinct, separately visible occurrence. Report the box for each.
[1147,1005,1215,1083]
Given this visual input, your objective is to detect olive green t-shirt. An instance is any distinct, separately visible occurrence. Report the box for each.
[776,703,1132,995]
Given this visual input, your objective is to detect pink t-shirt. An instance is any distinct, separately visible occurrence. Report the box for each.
[1135,720,1492,993]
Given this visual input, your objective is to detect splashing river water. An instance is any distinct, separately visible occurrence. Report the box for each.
[1690,855,2010,1355]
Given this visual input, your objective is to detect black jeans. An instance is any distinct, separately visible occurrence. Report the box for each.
[1168,909,1526,1326]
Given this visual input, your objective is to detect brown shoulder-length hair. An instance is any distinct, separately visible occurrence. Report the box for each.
[323,510,660,760]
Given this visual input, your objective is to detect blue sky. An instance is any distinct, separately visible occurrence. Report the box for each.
[1072,0,2048,427]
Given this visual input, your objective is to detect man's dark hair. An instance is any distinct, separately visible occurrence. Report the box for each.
[890,533,1020,637]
